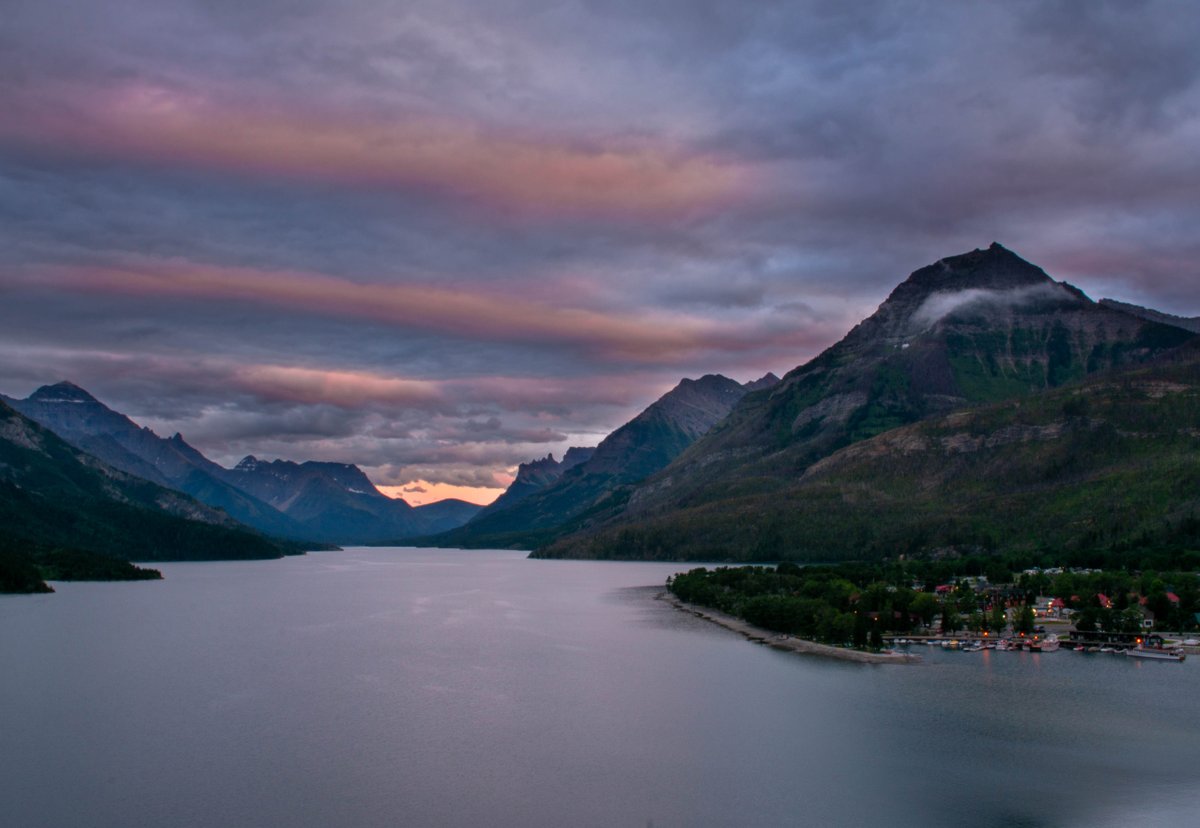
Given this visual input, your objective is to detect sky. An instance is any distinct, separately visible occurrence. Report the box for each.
[2,1,1198,506]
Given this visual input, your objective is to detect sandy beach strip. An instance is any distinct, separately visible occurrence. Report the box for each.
[659,592,921,665]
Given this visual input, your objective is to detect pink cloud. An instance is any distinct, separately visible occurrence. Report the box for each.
[2,82,752,219]
[23,259,805,363]
[231,365,444,407]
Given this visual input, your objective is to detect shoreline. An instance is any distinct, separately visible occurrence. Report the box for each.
[659,592,921,665]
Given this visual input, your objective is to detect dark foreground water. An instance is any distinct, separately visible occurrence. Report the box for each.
[2,547,1198,828]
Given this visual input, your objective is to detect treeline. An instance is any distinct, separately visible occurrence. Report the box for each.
[0,533,162,593]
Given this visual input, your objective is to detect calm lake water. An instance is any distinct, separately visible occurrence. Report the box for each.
[2,547,1198,827]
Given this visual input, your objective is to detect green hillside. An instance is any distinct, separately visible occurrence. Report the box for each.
[538,343,1200,565]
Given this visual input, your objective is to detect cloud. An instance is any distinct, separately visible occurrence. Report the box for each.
[911,283,1077,330]
[2,0,1199,496]
[0,83,751,220]
[15,258,828,365]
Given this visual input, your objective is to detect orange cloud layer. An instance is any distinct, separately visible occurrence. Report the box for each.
[30,261,735,362]
[5,83,750,217]
[233,365,443,407]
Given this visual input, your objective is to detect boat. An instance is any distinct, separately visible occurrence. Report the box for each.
[1039,634,1060,653]
[1126,645,1186,662]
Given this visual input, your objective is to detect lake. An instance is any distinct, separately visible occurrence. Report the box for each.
[2,547,1198,827]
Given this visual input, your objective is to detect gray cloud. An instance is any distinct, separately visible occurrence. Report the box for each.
[2,0,1198,496]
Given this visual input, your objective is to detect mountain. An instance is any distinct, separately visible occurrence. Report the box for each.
[471,447,595,520]
[540,339,1200,564]
[538,244,1198,560]
[4,382,481,545]
[1098,299,1200,334]
[222,456,481,543]
[3,383,315,541]
[0,400,302,592]
[426,373,779,549]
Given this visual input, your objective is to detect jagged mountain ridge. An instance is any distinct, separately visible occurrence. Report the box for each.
[539,244,1199,559]
[0,398,295,580]
[427,372,779,549]
[2,383,316,541]
[221,456,481,543]
[4,382,481,545]
[471,447,595,520]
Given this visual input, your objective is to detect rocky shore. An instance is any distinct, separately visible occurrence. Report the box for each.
[660,592,921,664]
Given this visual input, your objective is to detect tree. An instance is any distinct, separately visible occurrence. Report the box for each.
[1015,604,1035,635]
[853,612,869,648]
[912,593,939,627]
[941,604,961,635]
[967,611,984,633]
[989,604,1008,633]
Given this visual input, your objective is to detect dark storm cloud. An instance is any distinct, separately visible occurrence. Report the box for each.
[1,0,1197,495]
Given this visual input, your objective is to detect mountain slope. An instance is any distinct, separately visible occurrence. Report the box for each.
[541,244,1198,559]
[617,246,1187,512]
[222,457,481,543]
[1099,299,1200,334]
[3,383,315,541]
[427,373,778,549]
[540,341,1200,562]
[0,399,300,590]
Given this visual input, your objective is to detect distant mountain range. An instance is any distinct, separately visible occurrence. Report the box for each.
[2,383,482,545]
[0,399,306,592]
[7,241,1199,587]
[530,243,1200,561]
[425,372,779,549]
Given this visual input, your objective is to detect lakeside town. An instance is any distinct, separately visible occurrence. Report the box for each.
[666,563,1200,662]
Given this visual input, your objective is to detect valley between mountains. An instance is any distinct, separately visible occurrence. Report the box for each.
[4,243,1200,591]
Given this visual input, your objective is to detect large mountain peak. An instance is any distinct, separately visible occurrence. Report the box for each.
[843,244,1089,348]
[900,242,1052,295]
[28,381,101,405]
